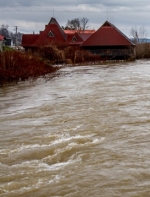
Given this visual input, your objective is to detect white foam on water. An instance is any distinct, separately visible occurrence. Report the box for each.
[4,144,46,155]
[1,133,105,172]
[72,125,82,131]
[47,175,63,184]
[4,143,54,156]
[37,157,81,172]
[92,137,106,144]
[50,134,94,146]
[0,177,52,196]
[10,159,39,169]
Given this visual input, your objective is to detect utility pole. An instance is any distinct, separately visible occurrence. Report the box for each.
[14,26,18,48]
[53,9,54,17]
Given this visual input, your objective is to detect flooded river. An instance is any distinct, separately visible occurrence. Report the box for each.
[1,60,150,197]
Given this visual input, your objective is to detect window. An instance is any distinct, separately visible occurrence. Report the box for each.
[48,31,54,37]
[72,36,77,42]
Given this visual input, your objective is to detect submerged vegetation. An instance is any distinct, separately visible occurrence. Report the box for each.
[38,44,103,65]
[1,42,150,86]
[135,43,150,59]
[0,44,104,86]
[0,50,58,86]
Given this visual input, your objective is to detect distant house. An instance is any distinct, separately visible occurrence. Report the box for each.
[22,18,135,60]
[0,34,13,50]
[5,38,12,46]
[82,21,135,60]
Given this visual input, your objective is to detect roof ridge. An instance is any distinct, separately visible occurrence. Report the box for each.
[102,21,135,45]
[48,17,67,41]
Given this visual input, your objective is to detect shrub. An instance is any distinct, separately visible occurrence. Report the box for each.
[38,45,65,64]
[0,50,57,86]
[136,43,150,59]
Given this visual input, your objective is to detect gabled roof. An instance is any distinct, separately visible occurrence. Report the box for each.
[67,32,84,46]
[32,18,68,46]
[22,34,39,47]
[64,29,95,35]
[22,17,68,48]
[33,23,66,46]
[78,33,93,41]
[82,21,135,47]
[65,30,94,46]
[48,17,67,40]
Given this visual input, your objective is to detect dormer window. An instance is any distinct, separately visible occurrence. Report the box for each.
[48,31,54,37]
[72,36,77,42]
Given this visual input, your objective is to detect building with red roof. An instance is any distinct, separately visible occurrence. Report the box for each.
[22,18,135,60]
[22,17,95,50]
[82,21,135,60]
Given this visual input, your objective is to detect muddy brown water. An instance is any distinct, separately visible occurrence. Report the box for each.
[1,60,150,197]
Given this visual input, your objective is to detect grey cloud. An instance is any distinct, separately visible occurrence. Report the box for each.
[0,0,150,36]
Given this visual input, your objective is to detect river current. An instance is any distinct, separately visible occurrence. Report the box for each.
[1,60,150,197]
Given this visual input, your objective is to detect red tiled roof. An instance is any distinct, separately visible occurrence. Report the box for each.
[78,33,93,41]
[22,18,134,49]
[22,34,39,47]
[67,32,84,46]
[0,34,4,41]
[82,21,134,47]
[64,29,95,35]
[33,24,67,46]
[65,31,94,46]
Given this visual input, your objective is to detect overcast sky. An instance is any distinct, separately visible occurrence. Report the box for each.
[0,0,150,37]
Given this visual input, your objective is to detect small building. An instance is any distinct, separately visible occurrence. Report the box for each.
[82,21,135,60]
[5,38,12,46]
[22,34,40,51]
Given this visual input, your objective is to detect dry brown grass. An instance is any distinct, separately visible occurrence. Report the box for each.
[136,43,150,59]
[0,50,58,86]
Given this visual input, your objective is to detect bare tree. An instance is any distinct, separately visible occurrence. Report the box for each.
[65,17,89,31]
[0,24,10,38]
[130,26,148,44]
[80,17,89,31]
[66,18,80,30]
[139,26,148,43]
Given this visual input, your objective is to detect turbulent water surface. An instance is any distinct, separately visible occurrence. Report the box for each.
[1,60,150,197]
